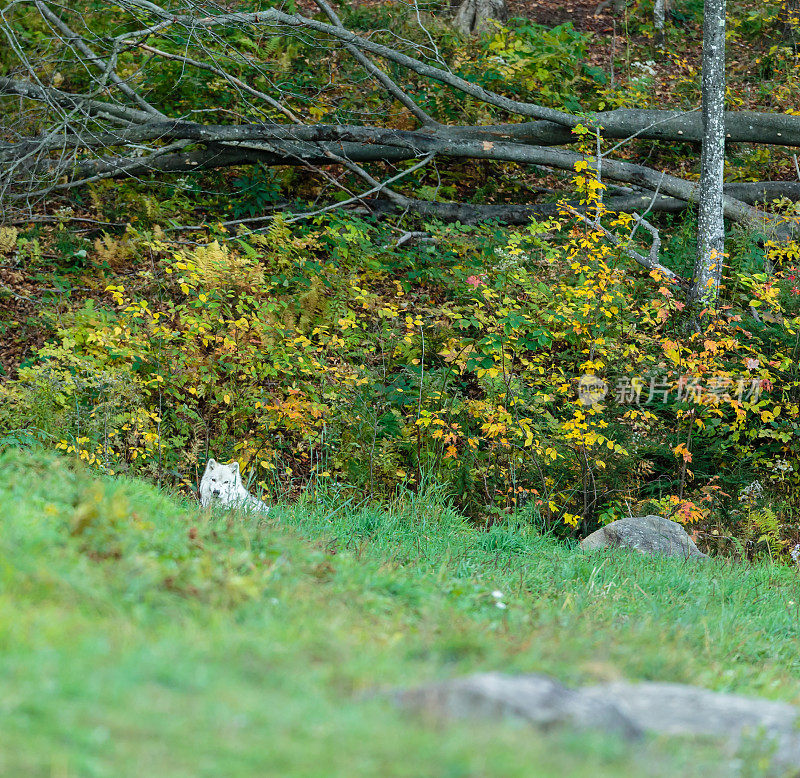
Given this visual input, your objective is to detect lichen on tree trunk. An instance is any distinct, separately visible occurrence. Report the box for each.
[653,0,666,46]
[691,0,727,306]
[452,0,508,36]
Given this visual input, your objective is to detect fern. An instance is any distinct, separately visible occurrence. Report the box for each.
[0,227,18,254]
[184,240,265,290]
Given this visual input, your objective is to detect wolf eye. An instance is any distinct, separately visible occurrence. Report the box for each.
[211,478,216,482]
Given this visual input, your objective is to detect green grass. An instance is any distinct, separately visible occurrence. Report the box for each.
[2,449,800,777]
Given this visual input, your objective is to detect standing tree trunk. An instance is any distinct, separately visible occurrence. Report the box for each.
[452,0,508,35]
[595,0,628,15]
[691,0,726,306]
[784,0,800,46]
[654,0,666,46]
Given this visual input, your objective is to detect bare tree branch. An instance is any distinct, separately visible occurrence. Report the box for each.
[34,0,166,118]
[309,0,438,127]
[564,204,683,285]
[130,43,302,123]
[1,0,799,249]
[117,0,579,125]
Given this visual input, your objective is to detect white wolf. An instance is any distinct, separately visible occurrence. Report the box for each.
[199,459,269,514]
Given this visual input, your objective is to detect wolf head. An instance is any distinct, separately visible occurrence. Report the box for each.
[199,458,243,508]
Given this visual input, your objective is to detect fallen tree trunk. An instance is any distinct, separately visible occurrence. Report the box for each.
[6,123,768,228]
[361,182,800,224]
[453,109,800,148]
[6,110,799,236]
[8,76,800,151]
[1,0,798,242]
[362,194,686,223]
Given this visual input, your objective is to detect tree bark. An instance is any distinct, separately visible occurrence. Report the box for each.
[691,0,727,306]
[654,0,666,46]
[452,0,508,35]
[595,0,628,16]
[363,182,800,225]
[783,0,800,42]
[0,119,776,232]
[450,109,800,148]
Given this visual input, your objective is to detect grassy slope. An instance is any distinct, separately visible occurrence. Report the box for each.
[2,449,800,777]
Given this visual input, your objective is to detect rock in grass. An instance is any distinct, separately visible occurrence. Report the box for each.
[397,674,800,774]
[396,672,642,740]
[580,515,706,559]
[583,681,800,775]
[584,681,798,737]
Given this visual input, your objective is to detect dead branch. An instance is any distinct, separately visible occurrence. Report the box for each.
[1,0,799,241]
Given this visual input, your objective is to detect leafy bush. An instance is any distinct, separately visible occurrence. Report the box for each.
[4,165,799,554]
[481,22,605,111]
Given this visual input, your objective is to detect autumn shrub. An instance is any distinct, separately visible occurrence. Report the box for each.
[2,178,800,550]
[480,21,606,112]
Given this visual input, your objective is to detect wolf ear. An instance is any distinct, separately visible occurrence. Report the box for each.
[205,458,217,472]
[230,462,240,474]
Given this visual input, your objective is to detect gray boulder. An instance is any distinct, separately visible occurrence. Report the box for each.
[584,681,800,775]
[581,515,707,559]
[585,681,798,737]
[396,674,800,775]
[396,672,641,740]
